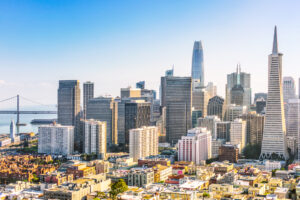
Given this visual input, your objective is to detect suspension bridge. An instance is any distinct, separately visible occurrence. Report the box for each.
[0,95,57,125]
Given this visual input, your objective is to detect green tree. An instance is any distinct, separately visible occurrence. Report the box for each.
[243,144,261,159]
[203,192,210,199]
[109,179,128,199]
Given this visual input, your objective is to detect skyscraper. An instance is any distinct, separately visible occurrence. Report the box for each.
[129,126,158,162]
[286,99,300,155]
[81,119,106,159]
[86,97,118,147]
[83,81,94,119]
[57,80,81,126]
[191,41,204,87]
[125,100,151,145]
[207,96,224,119]
[283,77,296,127]
[226,65,251,109]
[283,77,296,103]
[260,27,288,160]
[161,76,192,144]
[57,80,80,151]
[192,88,209,117]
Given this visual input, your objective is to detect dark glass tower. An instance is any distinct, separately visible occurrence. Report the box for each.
[191,41,204,87]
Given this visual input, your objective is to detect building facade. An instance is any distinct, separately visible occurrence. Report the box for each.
[129,126,158,162]
[83,81,94,119]
[125,101,151,145]
[178,127,212,165]
[191,41,204,87]
[38,124,74,155]
[86,97,118,147]
[260,27,288,160]
[207,96,224,119]
[161,76,192,145]
[81,119,106,159]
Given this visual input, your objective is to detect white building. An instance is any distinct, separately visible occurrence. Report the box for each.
[10,119,16,140]
[198,115,221,139]
[82,119,106,159]
[265,160,282,171]
[260,27,288,160]
[178,127,212,165]
[129,126,158,162]
[230,119,246,153]
[38,123,74,155]
[286,99,300,157]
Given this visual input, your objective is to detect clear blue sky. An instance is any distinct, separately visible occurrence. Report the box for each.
[0,0,300,108]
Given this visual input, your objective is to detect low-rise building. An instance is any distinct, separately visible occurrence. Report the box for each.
[44,174,111,200]
[128,168,154,187]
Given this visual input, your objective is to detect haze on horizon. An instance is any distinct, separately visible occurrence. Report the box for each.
[1,0,300,108]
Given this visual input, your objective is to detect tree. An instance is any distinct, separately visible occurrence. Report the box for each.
[109,179,128,199]
[203,192,210,199]
[243,144,261,159]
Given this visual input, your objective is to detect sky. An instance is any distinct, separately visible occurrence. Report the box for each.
[1,0,300,108]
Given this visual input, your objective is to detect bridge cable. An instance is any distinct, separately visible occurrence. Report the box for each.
[0,96,17,103]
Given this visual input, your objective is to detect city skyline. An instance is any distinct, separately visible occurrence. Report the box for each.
[1,1,300,108]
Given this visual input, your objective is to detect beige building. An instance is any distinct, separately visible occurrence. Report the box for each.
[129,126,158,162]
[128,168,154,187]
[44,174,111,200]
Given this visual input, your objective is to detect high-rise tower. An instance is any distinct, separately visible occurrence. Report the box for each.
[191,41,204,87]
[83,81,94,119]
[260,27,288,160]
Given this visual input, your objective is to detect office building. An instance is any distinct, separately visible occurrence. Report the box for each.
[86,97,118,146]
[129,126,158,162]
[57,80,80,151]
[256,98,266,114]
[57,80,80,126]
[212,139,225,158]
[286,99,300,156]
[207,96,224,119]
[240,113,265,146]
[219,144,239,163]
[125,100,151,145]
[230,119,246,153]
[254,93,268,103]
[215,121,231,142]
[81,119,106,159]
[136,81,145,89]
[226,64,251,108]
[283,77,296,103]
[192,88,209,117]
[38,124,74,155]
[241,112,264,145]
[206,82,217,97]
[191,41,204,87]
[161,76,192,144]
[224,104,247,121]
[283,77,296,127]
[192,110,202,128]
[178,127,212,165]
[198,115,221,139]
[83,81,94,119]
[121,87,141,98]
[260,27,288,160]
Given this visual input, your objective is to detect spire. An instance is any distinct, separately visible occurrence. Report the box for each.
[272,26,278,54]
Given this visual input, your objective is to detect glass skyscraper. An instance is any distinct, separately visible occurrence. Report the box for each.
[191,41,204,87]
